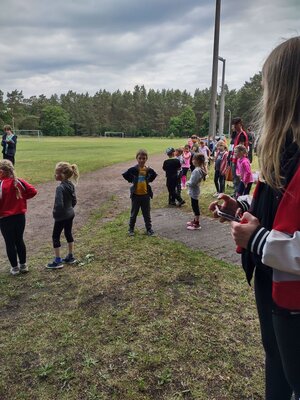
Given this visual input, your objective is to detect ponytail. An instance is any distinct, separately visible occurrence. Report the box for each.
[0,160,22,199]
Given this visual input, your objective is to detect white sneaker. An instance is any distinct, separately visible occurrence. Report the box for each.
[19,263,29,273]
[213,192,220,198]
[10,266,20,276]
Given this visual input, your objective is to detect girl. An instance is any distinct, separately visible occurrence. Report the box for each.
[234,144,253,196]
[186,154,206,230]
[0,160,37,275]
[199,140,211,174]
[1,125,17,165]
[47,162,79,269]
[181,144,191,189]
[213,140,228,197]
[211,37,300,399]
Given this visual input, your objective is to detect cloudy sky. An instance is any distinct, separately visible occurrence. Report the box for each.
[1,0,299,98]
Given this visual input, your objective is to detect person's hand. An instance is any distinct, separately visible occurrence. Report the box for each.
[231,212,260,249]
[209,193,238,222]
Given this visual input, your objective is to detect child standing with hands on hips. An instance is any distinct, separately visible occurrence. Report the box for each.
[186,154,206,230]
[47,162,79,269]
[122,149,157,236]
[0,160,37,275]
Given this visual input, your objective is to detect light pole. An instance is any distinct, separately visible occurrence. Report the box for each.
[208,0,221,140]
[228,109,231,137]
[218,56,225,136]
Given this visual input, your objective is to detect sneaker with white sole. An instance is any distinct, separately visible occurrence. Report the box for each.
[213,192,220,198]
[46,260,64,269]
[186,220,196,226]
[187,222,201,230]
[62,255,77,264]
[10,266,20,276]
[19,263,29,273]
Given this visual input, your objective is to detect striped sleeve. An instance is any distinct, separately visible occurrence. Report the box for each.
[248,225,270,256]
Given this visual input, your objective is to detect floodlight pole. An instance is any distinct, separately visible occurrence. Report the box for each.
[218,56,226,135]
[228,109,232,136]
[209,0,221,140]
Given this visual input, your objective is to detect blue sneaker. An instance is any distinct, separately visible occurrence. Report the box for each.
[46,260,63,269]
[62,255,77,264]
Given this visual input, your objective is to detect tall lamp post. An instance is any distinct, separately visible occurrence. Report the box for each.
[208,0,221,140]
[218,56,225,136]
[228,109,232,137]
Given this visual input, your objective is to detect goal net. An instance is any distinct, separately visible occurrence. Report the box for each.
[104,131,125,138]
[14,130,43,137]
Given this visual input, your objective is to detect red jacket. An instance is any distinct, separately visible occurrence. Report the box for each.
[0,177,37,218]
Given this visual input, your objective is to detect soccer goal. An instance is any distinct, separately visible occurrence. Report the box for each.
[104,131,125,138]
[14,130,43,138]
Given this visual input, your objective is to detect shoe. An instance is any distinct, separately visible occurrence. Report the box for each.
[178,200,186,207]
[186,220,195,226]
[169,202,176,206]
[128,230,135,237]
[213,192,220,198]
[147,229,155,236]
[46,260,64,269]
[10,266,20,276]
[19,263,29,273]
[62,255,77,264]
[187,222,201,230]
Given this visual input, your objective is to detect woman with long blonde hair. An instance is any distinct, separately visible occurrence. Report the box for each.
[211,37,300,398]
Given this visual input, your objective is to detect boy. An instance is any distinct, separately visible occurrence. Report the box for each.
[122,149,157,236]
[163,147,185,206]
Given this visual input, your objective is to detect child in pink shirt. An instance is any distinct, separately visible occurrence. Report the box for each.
[234,144,253,196]
[181,144,191,189]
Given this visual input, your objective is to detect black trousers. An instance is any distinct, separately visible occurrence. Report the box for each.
[237,181,252,196]
[129,194,151,231]
[3,154,15,165]
[0,214,26,267]
[166,176,183,204]
[52,217,74,248]
[191,197,200,217]
[214,170,225,193]
[255,266,300,399]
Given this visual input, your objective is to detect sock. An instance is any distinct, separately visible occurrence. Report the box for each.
[55,257,62,263]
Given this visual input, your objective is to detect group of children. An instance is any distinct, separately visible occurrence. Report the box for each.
[0,159,79,275]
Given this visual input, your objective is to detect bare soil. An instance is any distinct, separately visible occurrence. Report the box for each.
[0,154,240,270]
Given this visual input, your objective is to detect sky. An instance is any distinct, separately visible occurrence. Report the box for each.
[0,0,299,98]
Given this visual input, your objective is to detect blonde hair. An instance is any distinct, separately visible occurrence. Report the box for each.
[0,159,22,199]
[258,36,300,189]
[216,140,227,150]
[3,125,12,132]
[55,162,79,184]
[136,149,148,159]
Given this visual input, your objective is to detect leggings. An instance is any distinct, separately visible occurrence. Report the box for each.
[214,170,225,193]
[0,214,26,267]
[52,217,74,248]
[191,197,200,217]
[255,266,300,399]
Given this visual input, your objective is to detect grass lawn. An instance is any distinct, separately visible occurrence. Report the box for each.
[15,137,186,184]
[0,199,264,400]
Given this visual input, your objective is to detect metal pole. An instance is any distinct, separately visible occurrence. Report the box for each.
[218,57,225,136]
[209,0,221,140]
[228,109,231,136]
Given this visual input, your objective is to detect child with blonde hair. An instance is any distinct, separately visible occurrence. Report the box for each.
[47,162,79,269]
[0,160,37,275]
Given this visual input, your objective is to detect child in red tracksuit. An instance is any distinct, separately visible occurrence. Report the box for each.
[0,160,37,275]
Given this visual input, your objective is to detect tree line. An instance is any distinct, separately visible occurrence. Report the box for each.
[0,72,262,137]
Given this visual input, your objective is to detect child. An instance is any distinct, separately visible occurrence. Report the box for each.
[181,144,191,189]
[0,160,37,275]
[186,154,206,230]
[47,162,79,269]
[234,144,253,196]
[174,148,184,199]
[1,125,17,165]
[198,140,211,174]
[213,140,228,197]
[163,147,185,206]
[122,149,157,236]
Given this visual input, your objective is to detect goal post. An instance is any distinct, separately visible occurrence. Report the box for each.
[104,131,125,138]
[14,130,43,138]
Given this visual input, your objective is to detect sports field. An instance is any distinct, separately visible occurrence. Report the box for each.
[17,137,186,183]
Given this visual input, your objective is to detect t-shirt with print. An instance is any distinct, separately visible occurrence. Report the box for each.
[135,167,148,195]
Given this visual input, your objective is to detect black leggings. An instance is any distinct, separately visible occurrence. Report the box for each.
[191,197,200,216]
[52,217,74,248]
[214,170,225,193]
[255,266,300,399]
[0,214,26,267]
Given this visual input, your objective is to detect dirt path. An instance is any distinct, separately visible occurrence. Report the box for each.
[0,154,240,270]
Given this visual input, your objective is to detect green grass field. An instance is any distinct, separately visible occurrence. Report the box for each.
[0,137,264,399]
[16,137,186,183]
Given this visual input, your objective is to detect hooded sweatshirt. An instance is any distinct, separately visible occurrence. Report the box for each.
[53,180,77,221]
